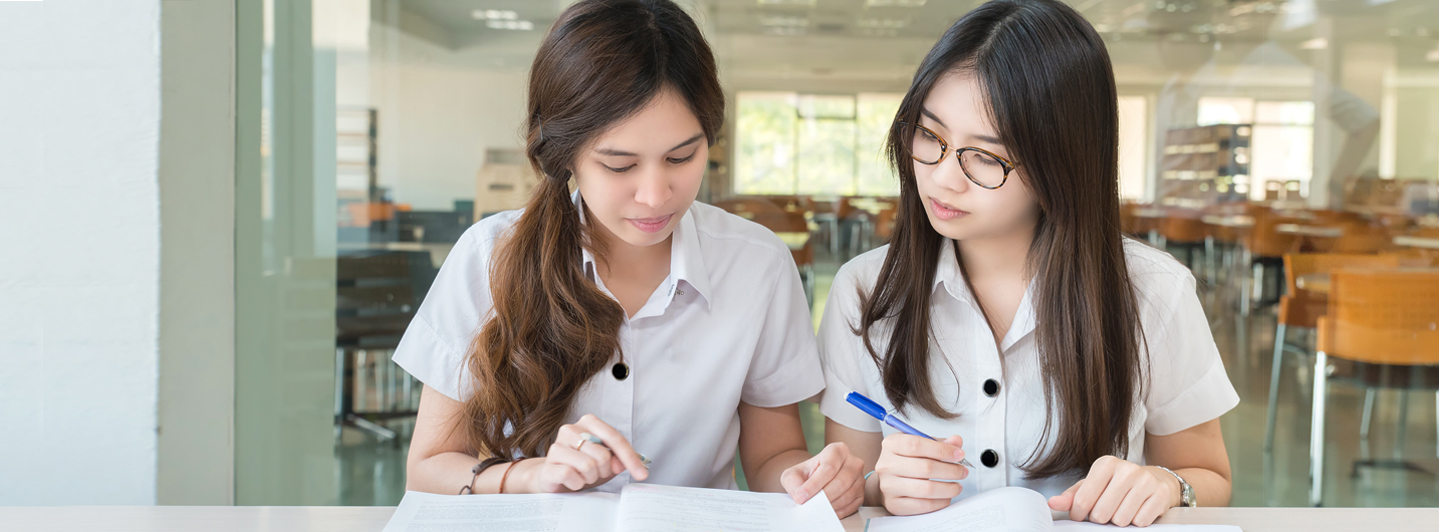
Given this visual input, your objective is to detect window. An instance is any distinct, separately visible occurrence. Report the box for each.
[1118,95,1148,201]
[1199,97,1315,200]
[735,91,902,196]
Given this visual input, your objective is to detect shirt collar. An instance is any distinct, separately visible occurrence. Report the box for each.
[668,208,713,308]
[931,238,1036,352]
[572,191,712,313]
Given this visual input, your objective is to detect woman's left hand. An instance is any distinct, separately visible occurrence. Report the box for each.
[1047,455,1180,528]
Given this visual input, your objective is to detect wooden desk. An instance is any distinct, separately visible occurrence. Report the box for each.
[8,505,1439,532]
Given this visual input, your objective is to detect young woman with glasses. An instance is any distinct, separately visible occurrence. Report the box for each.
[816,0,1237,527]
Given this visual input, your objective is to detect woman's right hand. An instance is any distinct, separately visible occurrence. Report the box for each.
[515,414,651,493]
[873,434,968,515]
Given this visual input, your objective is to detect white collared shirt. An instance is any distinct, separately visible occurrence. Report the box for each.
[818,238,1239,500]
[393,196,824,493]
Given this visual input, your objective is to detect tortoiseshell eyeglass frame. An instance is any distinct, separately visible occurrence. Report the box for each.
[900,121,1020,190]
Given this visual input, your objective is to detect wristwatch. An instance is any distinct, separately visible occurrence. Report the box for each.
[1153,465,1197,507]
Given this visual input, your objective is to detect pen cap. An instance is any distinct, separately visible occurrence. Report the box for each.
[846,392,887,420]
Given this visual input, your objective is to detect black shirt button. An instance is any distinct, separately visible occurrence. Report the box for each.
[612,362,629,381]
[981,449,999,468]
[983,379,1000,397]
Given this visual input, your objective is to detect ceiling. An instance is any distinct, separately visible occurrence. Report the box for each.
[373,0,1439,87]
[384,1,1439,41]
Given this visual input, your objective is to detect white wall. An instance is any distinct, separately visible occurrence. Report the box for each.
[0,0,161,505]
[367,22,533,211]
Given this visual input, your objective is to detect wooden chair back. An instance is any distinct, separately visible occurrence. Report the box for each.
[1317,269,1439,366]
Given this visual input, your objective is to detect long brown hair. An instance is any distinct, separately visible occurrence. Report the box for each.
[463,0,724,461]
[859,0,1143,478]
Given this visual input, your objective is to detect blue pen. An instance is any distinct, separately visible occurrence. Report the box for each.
[846,391,974,469]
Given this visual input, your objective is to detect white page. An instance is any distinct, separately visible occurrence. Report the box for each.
[614,483,844,532]
[866,487,1054,532]
[1053,520,1241,531]
[382,490,619,532]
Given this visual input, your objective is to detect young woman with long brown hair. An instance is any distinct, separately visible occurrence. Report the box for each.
[818,0,1238,527]
[393,0,864,518]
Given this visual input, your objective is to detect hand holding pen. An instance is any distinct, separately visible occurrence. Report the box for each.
[515,414,652,494]
[847,392,971,516]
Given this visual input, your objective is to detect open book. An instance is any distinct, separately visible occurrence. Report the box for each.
[866,487,1241,532]
[382,483,844,532]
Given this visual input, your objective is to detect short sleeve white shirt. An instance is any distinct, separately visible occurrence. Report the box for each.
[818,238,1239,500]
[393,195,825,493]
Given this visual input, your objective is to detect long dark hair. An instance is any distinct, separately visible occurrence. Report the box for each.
[859,0,1143,478]
[464,0,724,461]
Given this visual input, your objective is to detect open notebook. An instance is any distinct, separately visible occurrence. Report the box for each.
[866,487,1242,532]
[382,483,844,532]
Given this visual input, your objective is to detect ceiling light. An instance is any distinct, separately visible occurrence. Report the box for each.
[471,9,518,21]
[864,0,928,6]
[764,26,806,36]
[856,18,908,29]
[757,0,816,6]
[486,20,534,31]
[760,15,810,28]
[1300,38,1327,50]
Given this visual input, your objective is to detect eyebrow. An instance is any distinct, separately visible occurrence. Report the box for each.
[919,107,947,129]
[594,133,705,157]
[920,107,1002,146]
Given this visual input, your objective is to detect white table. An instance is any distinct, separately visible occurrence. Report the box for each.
[775,231,811,250]
[1201,215,1255,228]
[338,242,455,267]
[1394,236,1439,250]
[7,505,1439,532]
[1275,224,1343,239]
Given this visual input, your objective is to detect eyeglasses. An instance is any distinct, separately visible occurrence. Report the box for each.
[899,122,1020,190]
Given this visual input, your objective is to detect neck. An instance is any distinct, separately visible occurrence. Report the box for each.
[955,223,1036,283]
[590,220,672,280]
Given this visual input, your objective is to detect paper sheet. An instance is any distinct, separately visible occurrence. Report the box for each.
[616,483,844,532]
[1052,520,1242,531]
[866,487,1054,532]
[382,490,619,532]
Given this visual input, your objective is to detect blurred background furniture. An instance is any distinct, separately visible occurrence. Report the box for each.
[334,250,437,444]
[1265,253,1401,451]
[1309,268,1439,506]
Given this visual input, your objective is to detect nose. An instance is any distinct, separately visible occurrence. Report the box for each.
[926,154,971,195]
[633,164,673,210]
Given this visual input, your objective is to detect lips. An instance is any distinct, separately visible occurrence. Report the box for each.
[628,214,674,234]
[929,198,969,221]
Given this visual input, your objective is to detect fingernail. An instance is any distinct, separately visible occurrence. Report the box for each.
[796,490,808,502]
[955,449,965,461]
